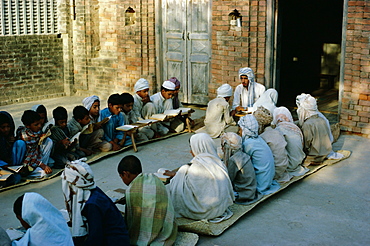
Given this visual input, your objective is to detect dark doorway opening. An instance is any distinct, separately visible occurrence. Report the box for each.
[276,0,344,120]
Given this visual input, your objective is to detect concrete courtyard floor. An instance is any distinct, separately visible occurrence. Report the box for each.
[1,96,370,245]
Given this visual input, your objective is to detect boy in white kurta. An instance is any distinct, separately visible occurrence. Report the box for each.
[204,84,236,138]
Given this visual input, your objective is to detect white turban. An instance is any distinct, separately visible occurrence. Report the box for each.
[296,93,319,126]
[238,67,255,83]
[238,114,259,139]
[134,78,150,92]
[162,80,176,90]
[82,95,100,111]
[217,84,233,98]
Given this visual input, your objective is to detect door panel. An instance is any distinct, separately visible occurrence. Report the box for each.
[161,0,211,105]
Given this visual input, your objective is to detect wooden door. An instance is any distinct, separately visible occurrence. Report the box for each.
[161,0,211,105]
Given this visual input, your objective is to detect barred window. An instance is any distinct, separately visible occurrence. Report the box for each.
[0,0,58,35]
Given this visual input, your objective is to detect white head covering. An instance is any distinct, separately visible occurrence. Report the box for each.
[217,84,233,98]
[296,93,334,142]
[238,114,259,139]
[82,95,100,111]
[134,78,150,92]
[253,88,278,114]
[239,67,255,82]
[15,192,74,246]
[273,106,303,141]
[221,132,242,166]
[61,159,96,237]
[296,93,319,126]
[162,80,176,90]
[190,133,218,157]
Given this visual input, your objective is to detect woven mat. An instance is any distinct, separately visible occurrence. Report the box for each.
[0,131,186,192]
[174,231,199,246]
[176,150,351,236]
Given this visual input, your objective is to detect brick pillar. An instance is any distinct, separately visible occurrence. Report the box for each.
[340,0,370,137]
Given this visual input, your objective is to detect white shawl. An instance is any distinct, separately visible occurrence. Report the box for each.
[12,193,73,246]
[61,159,96,237]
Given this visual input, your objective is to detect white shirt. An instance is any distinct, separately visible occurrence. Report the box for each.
[232,83,266,110]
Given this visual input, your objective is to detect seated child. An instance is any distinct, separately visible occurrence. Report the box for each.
[203,84,236,138]
[100,94,126,151]
[50,107,85,168]
[132,78,157,121]
[67,106,98,156]
[31,104,48,128]
[82,96,111,152]
[0,111,22,186]
[221,132,262,205]
[168,77,182,109]
[13,192,73,246]
[121,92,152,142]
[16,110,53,175]
[238,114,280,195]
[118,155,177,245]
[62,159,130,245]
[151,80,184,134]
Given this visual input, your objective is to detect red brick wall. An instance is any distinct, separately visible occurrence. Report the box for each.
[211,0,267,98]
[340,0,370,137]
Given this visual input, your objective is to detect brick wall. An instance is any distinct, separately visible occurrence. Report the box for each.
[72,0,157,98]
[210,0,267,98]
[340,0,370,137]
[0,35,65,106]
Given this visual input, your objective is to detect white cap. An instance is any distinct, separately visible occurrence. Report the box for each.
[162,80,176,90]
[217,84,233,97]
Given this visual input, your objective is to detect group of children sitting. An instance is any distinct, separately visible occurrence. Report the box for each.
[0,77,186,188]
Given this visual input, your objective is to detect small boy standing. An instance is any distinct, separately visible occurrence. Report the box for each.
[100,94,126,151]
[16,110,53,174]
[50,107,85,168]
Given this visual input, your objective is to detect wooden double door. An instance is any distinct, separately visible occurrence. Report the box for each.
[159,0,211,105]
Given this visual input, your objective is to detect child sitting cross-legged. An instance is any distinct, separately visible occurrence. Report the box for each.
[100,94,130,151]
[49,107,85,168]
[16,110,53,175]
[67,106,95,156]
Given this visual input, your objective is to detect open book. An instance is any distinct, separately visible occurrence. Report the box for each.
[92,116,111,128]
[38,129,51,145]
[0,169,13,182]
[116,125,138,131]
[6,165,24,173]
[149,114,167,121]
[136,119,159,124]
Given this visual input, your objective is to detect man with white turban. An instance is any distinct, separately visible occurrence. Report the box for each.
[61,159,130,245]
[203,84,236,138]
[166,133,234,221]
[296,93,343,164]
[151,80,184,134]
[232,67,266,111]
[238,114,280,195]
[221,132,262,204]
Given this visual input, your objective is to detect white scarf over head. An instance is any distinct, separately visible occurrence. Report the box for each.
[253,88,278,113]
[296,93,333,142]
[273,106,303,141]
[13,192,73,246]
[169,133,234,220]
[134,78,150,92]
[61,159,96,237]
[217,84,233,98]
[238,114,259,139]
[221,132,242,167]
[82,95,100,111]
[239,67,257,107]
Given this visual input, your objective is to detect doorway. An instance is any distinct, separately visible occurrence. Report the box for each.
[275,0,344,115]
[157,0,211,105]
